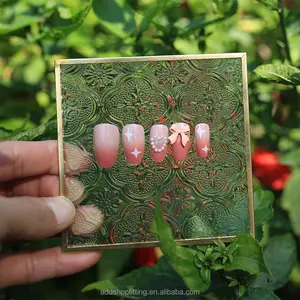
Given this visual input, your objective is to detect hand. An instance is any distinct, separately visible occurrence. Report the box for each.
[0,141,101,287]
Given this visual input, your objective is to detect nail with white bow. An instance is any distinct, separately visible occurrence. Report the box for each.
[168,123,191,161]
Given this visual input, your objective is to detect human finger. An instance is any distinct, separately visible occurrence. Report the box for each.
[0,175,85,205]
[0,195,75,241]
[0,141,92,182]
[0,247,101,288]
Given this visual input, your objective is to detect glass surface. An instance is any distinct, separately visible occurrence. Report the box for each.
[57,55,253,250]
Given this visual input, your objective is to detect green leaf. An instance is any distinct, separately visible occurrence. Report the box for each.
[253,234,297,291]
[211,264,224,271]
[83,257,188,295]
[228,279,239,287]
[224,234,269,275]
[210,252,221,262]
[92,0,136,38]
[227,243,238,255]
[281,168,300,235]
[0,15,42,35]
[4,120,57,141]
[200,268,211,284]
[258,0,278,9]
[138,1,169,35]
[45,1,92,39]
[23,56,46,85]
[280,149,300,166]
[239,285,246,297]
[241,289,280,300]
[180,0,238,36]
[97,249,132,281]
[151,201,209,292]
[196,251,206,262]
[254,189,274,240]
[254,64,300,85]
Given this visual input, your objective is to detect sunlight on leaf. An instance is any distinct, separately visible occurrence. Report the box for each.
[254,64,300,85]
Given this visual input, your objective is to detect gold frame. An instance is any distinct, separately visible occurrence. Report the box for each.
[55,53,254,252]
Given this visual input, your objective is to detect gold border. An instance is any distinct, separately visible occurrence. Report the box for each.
[242,53,255,237]
[55,62,65,196]
[55,53,254,252]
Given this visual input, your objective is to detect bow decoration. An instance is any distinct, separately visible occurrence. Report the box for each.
[168,123,190,146]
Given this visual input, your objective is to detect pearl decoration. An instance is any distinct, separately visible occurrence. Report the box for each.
[150,136,168,153]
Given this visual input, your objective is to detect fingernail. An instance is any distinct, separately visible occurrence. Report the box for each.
[195,123,210,158]
[64,143,92,175]
[150,125,168,162]
[122,124,145,165]
[65,177,86,206]
[169,123,191,161]
[71,205,104,236]
[45,196,75,225]
[93,124,120,168]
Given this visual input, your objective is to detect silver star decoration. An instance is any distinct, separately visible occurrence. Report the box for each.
[124,129,134,142]
[202,145,209,154]
[196,126,206,138]
[131,148,142,158]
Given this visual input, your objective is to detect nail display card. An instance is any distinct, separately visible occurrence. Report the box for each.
[55,54,254,251]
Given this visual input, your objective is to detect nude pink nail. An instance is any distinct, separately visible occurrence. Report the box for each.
[93,124,120,168]
[122,124,145,165]
[195,123,210,158]
[169,123,191,161]
[150,125,168,162]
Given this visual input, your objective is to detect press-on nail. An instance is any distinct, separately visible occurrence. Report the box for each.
[150,125,168,162]
[195,123,210,158]
[94,124,120,168]
[122,124,145,165]
[169,123,191,161]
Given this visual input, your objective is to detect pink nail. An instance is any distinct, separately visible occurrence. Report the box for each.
[169,123,191,161]
[93,124,120,168]
[150,125,168,162]
[122,124,145,165]
[195,123,210,158]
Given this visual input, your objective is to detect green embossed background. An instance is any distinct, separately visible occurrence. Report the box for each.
[59,55,252,250]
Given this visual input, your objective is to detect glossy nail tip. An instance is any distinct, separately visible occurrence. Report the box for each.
[195,123,210,158]
[122,124,145,165]
[169,123,191,161]
[94,124,120,168]
[150,125,169,162]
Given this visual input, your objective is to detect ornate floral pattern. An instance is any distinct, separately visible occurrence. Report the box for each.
[60,57,250,249]
[83,63,117,89]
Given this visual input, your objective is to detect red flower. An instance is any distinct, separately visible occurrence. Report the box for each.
[252,148,291,191]
[134,247,158,267]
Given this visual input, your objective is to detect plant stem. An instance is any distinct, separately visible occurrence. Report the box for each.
[278,0,292,64]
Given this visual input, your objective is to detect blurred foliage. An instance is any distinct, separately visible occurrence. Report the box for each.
[1,0,300,299]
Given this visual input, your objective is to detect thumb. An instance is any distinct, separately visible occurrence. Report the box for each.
[0,196,75,241]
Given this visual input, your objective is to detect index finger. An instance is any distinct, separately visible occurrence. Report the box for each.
[0,141,92,182]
